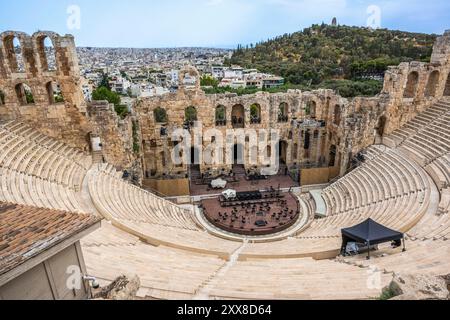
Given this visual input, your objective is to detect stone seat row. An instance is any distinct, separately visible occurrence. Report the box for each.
[389,100,450,144]
[81,222,227,300]
[0,121,92,170]
[88,165,243,259]
[0,133,87,191]
[207,257,392,300]
[0,167,92,213]
[91,164,198,230]
[340,240,450,277]
[322,147,428,216]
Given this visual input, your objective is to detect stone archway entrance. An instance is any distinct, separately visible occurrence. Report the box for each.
[232,105,245,128]
[444,73,450,96]
[377,116,387,137]
[404,71,419,98]
[233,143,244,165]
[329,145,337,167]
[279,141,288,165]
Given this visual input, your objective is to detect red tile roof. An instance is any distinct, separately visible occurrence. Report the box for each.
[0,202,101,277]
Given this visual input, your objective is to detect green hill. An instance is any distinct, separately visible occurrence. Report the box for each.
[225,24,437,97]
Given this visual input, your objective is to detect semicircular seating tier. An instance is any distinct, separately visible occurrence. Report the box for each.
[87,164,242,259]
[1,98,449,300]
[0,121,94,214]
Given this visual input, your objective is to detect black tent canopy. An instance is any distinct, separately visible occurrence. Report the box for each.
[341,218,405,259]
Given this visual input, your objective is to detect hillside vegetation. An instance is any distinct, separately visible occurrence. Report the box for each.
[225,24,436,97]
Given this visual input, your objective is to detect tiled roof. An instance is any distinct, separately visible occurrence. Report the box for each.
[0,202,101,277]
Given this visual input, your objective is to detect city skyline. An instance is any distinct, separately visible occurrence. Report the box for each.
[0,0,449,48]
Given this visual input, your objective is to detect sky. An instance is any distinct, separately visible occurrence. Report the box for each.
[0,0,449,48]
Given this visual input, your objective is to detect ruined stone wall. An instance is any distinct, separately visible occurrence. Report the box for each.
[136,87,351,179]
[88,101,137,172]
[136,31,450,180]
[382,30,450,134]
[1,29,449,183]
[0,31,92,151]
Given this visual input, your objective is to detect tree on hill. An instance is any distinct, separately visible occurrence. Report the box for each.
[92,86,129,119]
[99,73,111,90]
[200,75,219,87]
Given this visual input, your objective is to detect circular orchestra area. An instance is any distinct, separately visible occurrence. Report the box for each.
[200,188,301,236]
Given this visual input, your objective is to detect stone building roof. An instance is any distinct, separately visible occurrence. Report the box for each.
[0,202,101,277]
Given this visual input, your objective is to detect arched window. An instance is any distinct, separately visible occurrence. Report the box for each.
[329,145,337,167]
[334,105,341,126]
[232,104,245,128]
[304,130,311,150]
[425,71,440,97]
[250,103,261,124]
[160,151,166,167]
[377,116,387,137]
[185,106,197,122]
[305,101,316,118]
[4,36,25,73]
[403,71,419,98]
[279,141,288,165]
[37,36,57,72]
[154,107,168,123]
[0,90,5,105]
[266,145,272,158]
[215,105,226,126]
[46,81,64,104]
[292,143,298,160]
[314,130,319,139]
[278,102,288,122]
[15,83,34,105]
[443,72,450,97]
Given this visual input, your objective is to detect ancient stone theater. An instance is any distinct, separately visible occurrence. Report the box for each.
[0,29,449,300]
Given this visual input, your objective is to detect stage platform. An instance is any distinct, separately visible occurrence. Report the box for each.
[201,191,300,236]
[190,173,299,197]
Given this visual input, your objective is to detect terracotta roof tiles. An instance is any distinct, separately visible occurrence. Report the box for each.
[0,202,101,277]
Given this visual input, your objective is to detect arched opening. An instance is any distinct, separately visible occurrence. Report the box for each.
[0,90,5,106]
[279,141,288,165]
[250,103,261,124]
[4,36,25,73]
[292,143,298,160]
[233,144,244,165]
[37,36,57,72]
[190,146,200,166]
[304,131,311,150]
[334,105,341,126]
[215,105,226,126]
[185,106,197,123]
[288,131,293,140]
[46,81,64,104]
[425,70,440,97]
[278,103,288,122]
[232,104,245,128]
[403,71,419,98]
[443,73,450,96]
[154,107,168,123]
[266,145,272,159]
[329,145,337,167]
[377,116,387,137]
[305,101,316,118]
[15,83,34,105]
[160,151,166,167]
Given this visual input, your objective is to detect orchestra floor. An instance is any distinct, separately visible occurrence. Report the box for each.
[201,191,301,236]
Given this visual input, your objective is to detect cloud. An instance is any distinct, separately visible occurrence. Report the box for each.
[266,0,347,11]
[206,0,225,6]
